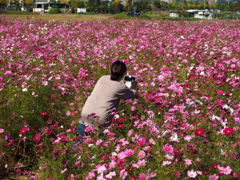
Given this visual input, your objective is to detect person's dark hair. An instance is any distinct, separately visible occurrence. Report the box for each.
[110,61,127,80]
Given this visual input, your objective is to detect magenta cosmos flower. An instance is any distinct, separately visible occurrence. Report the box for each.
[33,134,41,142]
[162,144,174,153]
[216,90,224,95]
[19,127,29,134]
[194,128,205,136]
[136,137,146,146]
[223,127,234,135]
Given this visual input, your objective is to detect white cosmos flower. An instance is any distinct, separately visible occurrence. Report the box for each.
[169,133,179,142]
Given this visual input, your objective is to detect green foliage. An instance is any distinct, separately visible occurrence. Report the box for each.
[68,0,80,9]
[229,1,240,12]
[109,1,124,14]
[88,0,101,12]
[113,12,127,19]
[0,10,32,14]
[49,8,61,14]
[153,0,161,9]
[78,1,85,8]
[213,11,232,19]
[139,14,151,19]
[216,2,229,11]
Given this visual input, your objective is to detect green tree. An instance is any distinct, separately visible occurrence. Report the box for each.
[69,0,80,12]
[160,1,169,10]
[153,1,161,9]
[14,0,21,6]
[199,0,209,10]
[139,0,150,12]
[78,1,86,8]
[216,2,228,11]
[169,1,179,10]
[132,1,140,10]
[229,2,240,12]
[60,0,67,3]
[0,0,7,5]
[110,0,124,13]
[97,1,109,13]
[124,0,132,11]
[25,0,33,5]
[88,0,100,12]
[187,1,198,9]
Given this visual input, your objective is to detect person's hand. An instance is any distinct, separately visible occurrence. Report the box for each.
[130,80,138,90]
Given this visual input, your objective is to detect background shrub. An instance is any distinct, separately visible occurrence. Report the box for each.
[49,8,61,14]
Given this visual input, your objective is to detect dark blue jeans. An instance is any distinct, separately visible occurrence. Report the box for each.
[72,123,86,147]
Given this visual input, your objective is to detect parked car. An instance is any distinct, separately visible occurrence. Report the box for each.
[127,10,140,16]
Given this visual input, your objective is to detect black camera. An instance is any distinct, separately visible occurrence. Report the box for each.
[124,76,136,81]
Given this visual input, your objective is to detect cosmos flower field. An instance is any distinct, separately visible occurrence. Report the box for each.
[0,16,239,179]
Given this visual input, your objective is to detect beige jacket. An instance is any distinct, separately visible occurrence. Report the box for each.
[79,75,136,128]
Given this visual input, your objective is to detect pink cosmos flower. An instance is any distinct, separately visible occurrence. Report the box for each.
[173,170,181,178]
[85,126,94,133]
[66,111,71,116]
[86,172,95,180]
[119,169,128,179]
[6,140,14,147]
[216,90,224,95]
[137,151,146,159]
[143,146,152,153]
[109,156,116,161]
[105,171,116,179]
[19,127,29,134]
[96,174,106,180]
[70,121,75,126]
[232,171,238,178]
[97,165,107,174]
[33,134,41,142]
[220,166,232,175]
[162,67,169,72]
[96,139,103,146]
[74,161,80,166]
[136,137,146,146]
[149,138,156,145]
[131,106,136,111]
[61,168,67,174]
[124,149,135,157]
[0,128,4,133]
[162,161,171,166]
[109,161,117,169]
[137,159,147,166]
[16,163,24,168]
[117,152,127,159]
[209,174,219,180]
[139,173,147,180]
[184,158,192,165]
[162,144,174,153]
[187,170,197,178]
[4,70,12,75]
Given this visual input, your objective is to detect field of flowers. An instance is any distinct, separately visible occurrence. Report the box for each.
[0,15,239,179]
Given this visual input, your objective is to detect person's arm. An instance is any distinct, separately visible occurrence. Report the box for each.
[117,81,138,100]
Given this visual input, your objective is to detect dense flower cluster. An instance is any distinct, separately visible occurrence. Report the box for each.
[0,16,239,179]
